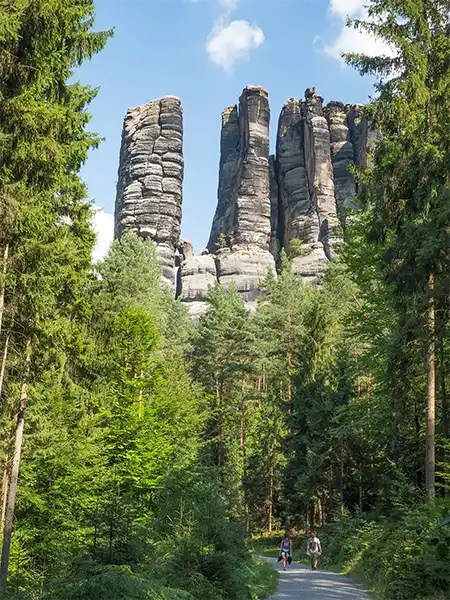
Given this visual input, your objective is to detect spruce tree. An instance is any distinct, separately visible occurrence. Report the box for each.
[0,0,112,585]
[346,0,450,499]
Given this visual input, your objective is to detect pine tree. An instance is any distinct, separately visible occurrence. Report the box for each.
[0,0,112,585]
[192,284,257,511]
[345,0,450,499]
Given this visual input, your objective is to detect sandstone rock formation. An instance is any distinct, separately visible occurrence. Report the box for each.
[114,96,184,288]
[179,250,217,317]
[113,88,377,315]
[325,102,357,214]
[202,86,276,305]
[268,89,376,284]
[347,104,380,170]
[271,89,338,283]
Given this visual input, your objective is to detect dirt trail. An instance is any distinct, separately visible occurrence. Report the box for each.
[264,557,371,600]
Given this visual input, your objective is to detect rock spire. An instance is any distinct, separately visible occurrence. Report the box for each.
[114,96,184,288]
[113,88,377,316]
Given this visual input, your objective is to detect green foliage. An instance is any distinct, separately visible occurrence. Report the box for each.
[287,238,309,259]
[321,502,450,600]
[216,233,228,250]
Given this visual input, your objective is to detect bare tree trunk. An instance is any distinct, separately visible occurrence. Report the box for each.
[240,376,246,457]
[268,465,273,533]
[426,272,436,499]
[0,333,10,403]
[0,340,31,588]
[359,464,363,512]
[0,331,12,531]
[0,409,14,533]
[438,336,449,498]
[0,244,9,339]
[215,378,224,468]
[0,455,9,531]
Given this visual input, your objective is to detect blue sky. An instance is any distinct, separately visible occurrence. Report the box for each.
[78,0,386,259]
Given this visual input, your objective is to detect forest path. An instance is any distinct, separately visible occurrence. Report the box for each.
[263,557,372,600]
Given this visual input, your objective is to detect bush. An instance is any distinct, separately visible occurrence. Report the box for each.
[4,466,276,600]
[319,501,450,600]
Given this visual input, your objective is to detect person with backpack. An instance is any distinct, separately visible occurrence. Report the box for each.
[306,530,322,570]
[279,532,292,571]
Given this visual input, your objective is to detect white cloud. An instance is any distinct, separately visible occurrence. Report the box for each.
[325,0,395,61]
[329,0,366,19]
[325,22,394,60]
[92,206,114,262]
[206,19,264,71]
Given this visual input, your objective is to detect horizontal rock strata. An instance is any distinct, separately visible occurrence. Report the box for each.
[114,96,184,288]
[113,88,377,315]
[200,86,275,307]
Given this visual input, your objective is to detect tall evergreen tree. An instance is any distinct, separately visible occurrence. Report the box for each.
[345,0,450,498]
[0,0,112,585]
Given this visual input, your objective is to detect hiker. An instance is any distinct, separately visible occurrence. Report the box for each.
[306,530,322,570]
[279,532,292,571]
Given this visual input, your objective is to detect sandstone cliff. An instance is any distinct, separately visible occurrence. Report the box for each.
[113,89,377,315]
[182,86,276,313]
[114,96,184,288]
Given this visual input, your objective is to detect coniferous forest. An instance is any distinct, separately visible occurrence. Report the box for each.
[0,1,450,599]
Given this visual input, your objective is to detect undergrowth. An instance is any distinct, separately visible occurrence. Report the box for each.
[319,501,450,600]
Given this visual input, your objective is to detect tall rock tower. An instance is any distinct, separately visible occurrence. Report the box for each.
[114,96,184,288]
[270,88,377,283]
[180,86,276,314]
[113,87,377,317]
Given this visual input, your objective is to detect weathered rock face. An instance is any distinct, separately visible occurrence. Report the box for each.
[347,104,380,170]
[207,105,240,252]
[208,86,272,252]
[272,90,336,283]
[269,89,376,284]
[269,155,281,257]
[303,88,341,259]
[179,251,217,317]
[114,96,184,288]
[203,86,276,305]
[325,101,357,214]
[113,88,377,314]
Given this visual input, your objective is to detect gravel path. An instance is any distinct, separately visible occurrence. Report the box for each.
[264,557,372,600]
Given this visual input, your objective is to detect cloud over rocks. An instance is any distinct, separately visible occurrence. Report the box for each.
[206,19,264,71]
[202,0,264,71]
[325,0,394,61]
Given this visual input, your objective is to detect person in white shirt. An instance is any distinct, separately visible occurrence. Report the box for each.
[306,530,322,570]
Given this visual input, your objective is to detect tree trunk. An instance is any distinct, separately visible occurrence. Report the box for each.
[0,329,13,526]
[0,455,9,532]
[0,341,31,588]
[0,333,10,403]
[339,451,345,516]
[268,465,273,533]
[0,244,9,339]
[240,376,246,457]
[216,378,223,468]
[438,336,449,497]
[359,463,363,512]
[0,408,14,533]
[426,272,436,499]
